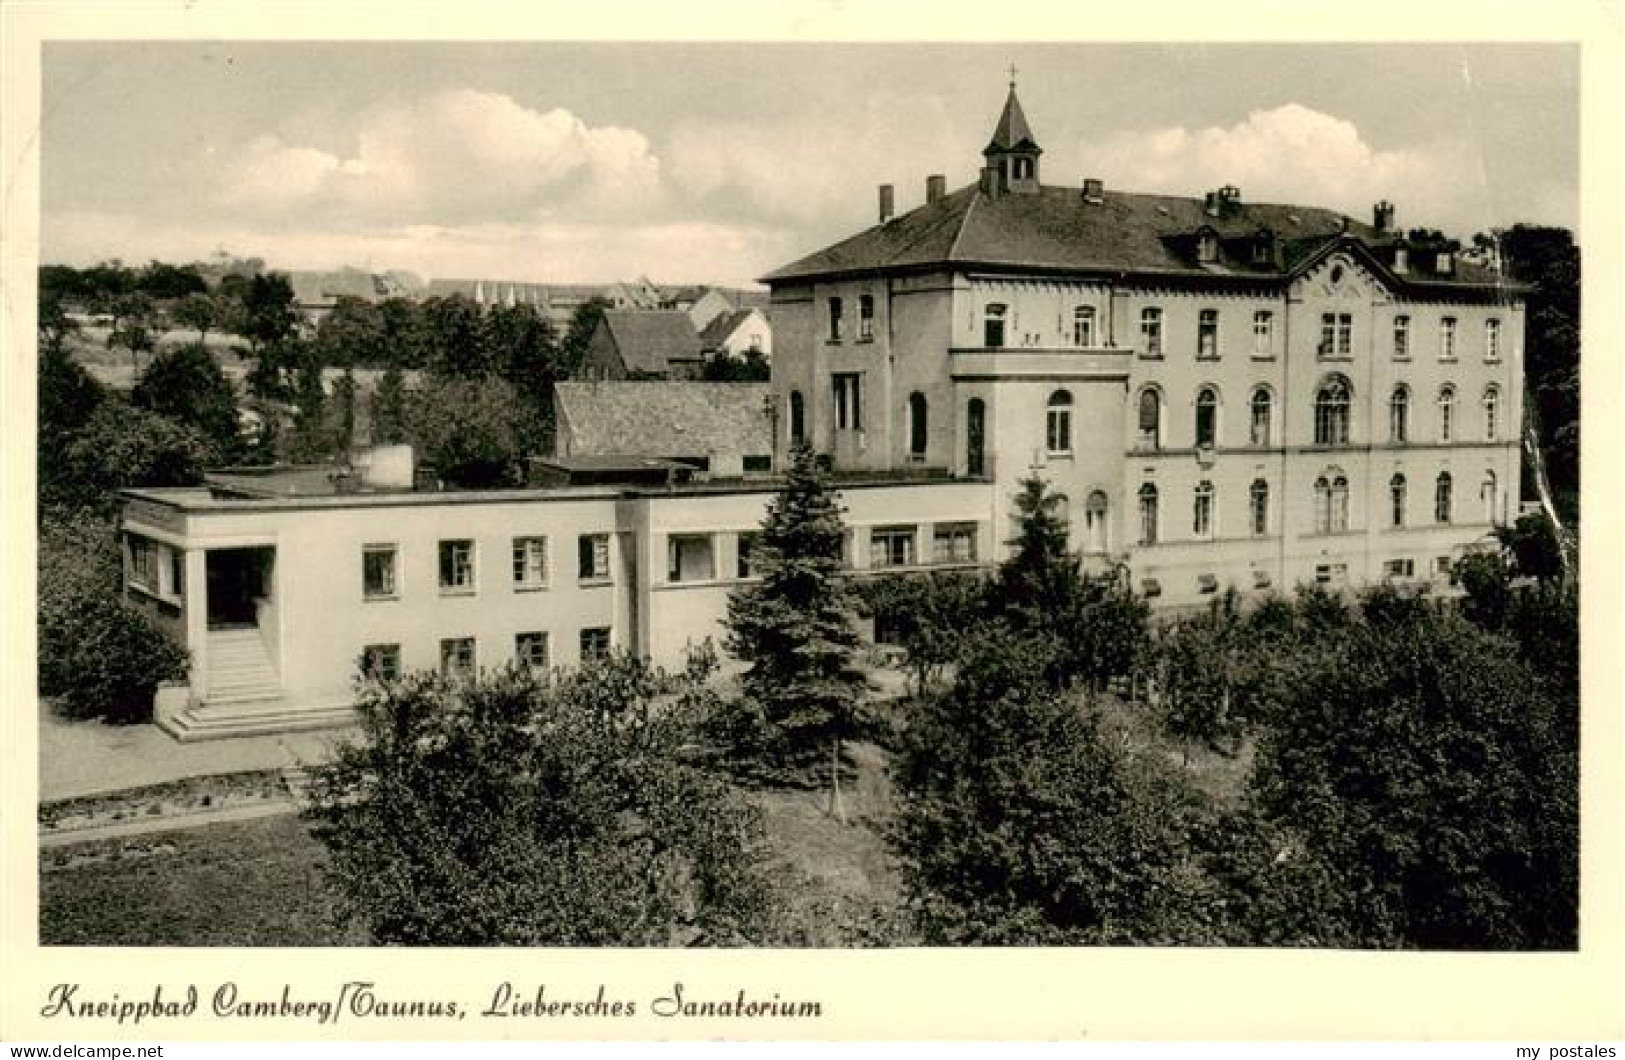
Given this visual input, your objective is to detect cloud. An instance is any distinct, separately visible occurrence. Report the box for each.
[1085,103,1478,234]
[219,89,664,225]
[666,96,965,227]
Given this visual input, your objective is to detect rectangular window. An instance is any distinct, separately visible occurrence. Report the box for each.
[438,540,475,593]
[667,534,716,582]
[869,526,917,569]
[1252,311,1273,356]
[1320,313,1352,356]
[858,295,875,341]
[931,523,977,564]
[580,627,611,661]
[516,631,549,671]
[1485,318,1501,361]
[1383,558,1416,580]
[577,534,610,581]
[736,531,760,579]
[1440,317,1457,360]
[128,536,156,591]
[168,549,185,599]
[439,637,475,677]
[512,537,547,590]
[364,544,398,599]
[1314,562,1348,585]
[742,455,772,475]
[1197,309,1219,359]
[1393,315,1411,359]
[361,643,401,682]
[1073,306,1096,347]
[827,297,843,341]
[833,372,863,431]
[1140,307,1163,357]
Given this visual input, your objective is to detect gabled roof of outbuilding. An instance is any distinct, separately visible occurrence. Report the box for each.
[596,310,703,374]
[555,381,773,460]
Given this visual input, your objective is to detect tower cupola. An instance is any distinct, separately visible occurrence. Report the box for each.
[980,72,1042,197]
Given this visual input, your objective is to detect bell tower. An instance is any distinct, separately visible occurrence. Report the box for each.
[980,69,1042,197]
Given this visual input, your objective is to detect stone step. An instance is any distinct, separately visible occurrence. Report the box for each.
[157,703,358,742]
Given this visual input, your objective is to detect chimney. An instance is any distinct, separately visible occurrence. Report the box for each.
[878,184,895,224]
[1081,177,1104,204]
[1373,200,1396,234]
[979,165,1002,197]
[1204,191,1221,217]
[1220,184,1241,204]
[926,174,946,204]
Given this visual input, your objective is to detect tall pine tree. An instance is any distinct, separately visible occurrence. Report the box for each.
[723,442,866,806]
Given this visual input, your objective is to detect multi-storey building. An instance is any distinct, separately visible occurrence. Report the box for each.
[119,84,1526,739]
[763,83,1527,600]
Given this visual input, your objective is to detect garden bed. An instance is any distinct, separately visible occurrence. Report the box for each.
[39,769,293,835]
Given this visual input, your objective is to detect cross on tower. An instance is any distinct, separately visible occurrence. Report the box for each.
[1008,63,1019,87]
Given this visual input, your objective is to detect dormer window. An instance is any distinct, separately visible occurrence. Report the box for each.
[1394,246,1410,273]
[1198,231,1219,264]
[1436,251,1454,274]
[1251,233,1274,265]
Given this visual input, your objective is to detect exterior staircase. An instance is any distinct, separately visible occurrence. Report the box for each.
[154,629,356,742]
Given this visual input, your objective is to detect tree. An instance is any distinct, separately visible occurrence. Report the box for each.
[131,343,243,462]
[136,260,207,300]
[700,349,770,382]
[303,653,777,945]
[483,301,560,451]
[238,272,300,354]
[38,345,106,501]
[404,374,526,487]
[38,514,189,723]
[889,626,1191,944]
[172,291,223,345]
[560,296,611,373]
[419,295,490,378]
[371,365,407,445]
[1248,602,1578,949]
[57,402,209,515]
[105,292,158,370]
[315,296,387,368]
[37,291,81,358]
[722,442,866,803]
[854,570,985,698]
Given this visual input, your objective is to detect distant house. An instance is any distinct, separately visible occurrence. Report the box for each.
[580,310,704,380]
[287,269,415,328]
[698,307,772,362]
[553,380,774,478]
[661,285,771,331]
[421,277,661,332]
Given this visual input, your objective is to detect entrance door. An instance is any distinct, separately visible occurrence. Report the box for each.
[207,548,272,629]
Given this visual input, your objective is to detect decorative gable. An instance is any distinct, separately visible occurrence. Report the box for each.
[1295,251,1390,302]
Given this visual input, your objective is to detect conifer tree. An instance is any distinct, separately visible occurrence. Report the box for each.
[723,442,866,807]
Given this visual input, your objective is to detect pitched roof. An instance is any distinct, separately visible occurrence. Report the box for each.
[287,269,404,306]
[987,85,1038,153]
[554,381,773,460]
[761,183,1520,294]
[598,310,702,374]
[698,307,760,350]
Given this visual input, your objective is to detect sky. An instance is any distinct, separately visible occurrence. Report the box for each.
[39,42,1579,288]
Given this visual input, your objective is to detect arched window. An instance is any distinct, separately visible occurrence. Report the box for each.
[1085,491,1109,553]
[966,398,986,477]
[1314,376,1352,446]
[1435,471,1453,524]
[984,304,1007,348]
[1249,387,1272,447]
[1046,390,1073,455]
[1249,479,1269,536]
[1072,306,1097,347]
[789,390,805,445]
[1438,385,1456,442]
[1052,493,1071,546]
[1314,470,1349,533]
[1389,384,1410,444]
[1483,385,1501,441]
[1193,480,1214,538]
[1331,474,1349,532]
[1137,387,1161,449]
[1137,483,1159,546]
[907,392,928,459]
[1390,473,1407,527]
[1482,470,1499,524]
[1195,387,1219,448]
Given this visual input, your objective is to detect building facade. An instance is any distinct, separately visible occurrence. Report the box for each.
[762,84,1527,603]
